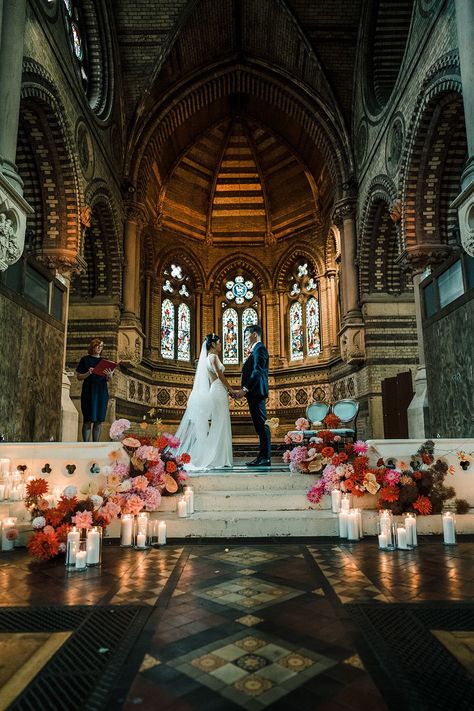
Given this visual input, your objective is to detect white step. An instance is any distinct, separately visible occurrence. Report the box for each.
[186,470,318,492]
[195,491,312,511]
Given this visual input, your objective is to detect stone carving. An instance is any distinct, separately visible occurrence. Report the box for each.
[205,230,213,246]
[80,205,92,228]
[340,325,365,365]
[460,203,474,257]
[389,199,402,223]
[0,212,21,268]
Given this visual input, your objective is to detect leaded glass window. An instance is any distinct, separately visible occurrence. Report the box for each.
[222,308,239,365]
[242,307,258,360]
[177,303,191,362]
[62,0,88,90]
[289,302,304,361]
[161,299,175,360]
[221,274,260,365]
[306,297,321,357]
[288,261,321,361]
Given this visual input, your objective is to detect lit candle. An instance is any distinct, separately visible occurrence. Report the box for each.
[137,513,149,536]
[75,550,87,570]
[0,485,5,501]
[397,526,408,550]
[136,533,146,548]
[120,515,133,546]
[158,521,167,545]
[442,512,456,545]
[1,517,17,551]
[355,508,363,538]
[347,511,360,541]
[378,533,388,549]
[66,527,80,566]
[331,489,341,513]
[178,497,188,518]
[379,511,393,546]
[404,514,417,546]
[184,487,194,514]
[86,528,101,565]
[341,494,351,512]
[0,458,10,474]
[338,511,348,538]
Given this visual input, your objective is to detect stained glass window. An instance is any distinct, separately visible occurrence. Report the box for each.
[306,297,321,357]
[161,299,175,360]
[62,1,88,91]
[177,303,191,362]
[289,302,304,361]
[62,0,72,14]
[222,308,239,365]
[242,308,258,360]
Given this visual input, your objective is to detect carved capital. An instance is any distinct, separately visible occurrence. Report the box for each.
[35,248,86,278]
[339,323,366,365]
[332,198,356,227]
[400,244,452,273]
[80,205,92,228]
[205,230,214,246]
[0,174,33,271]
[125,202,147,227]
[264,230,276,246]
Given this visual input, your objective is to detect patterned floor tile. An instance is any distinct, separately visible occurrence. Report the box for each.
[193,576,303,611]
[208,547,289,567]
[236,615,263,627]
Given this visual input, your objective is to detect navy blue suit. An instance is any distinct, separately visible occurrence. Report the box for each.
[241,342,271,460]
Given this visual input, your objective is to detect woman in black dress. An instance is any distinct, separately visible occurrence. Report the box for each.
[76,338,114,442]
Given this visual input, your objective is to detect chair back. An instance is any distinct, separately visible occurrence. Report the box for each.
[332,399,359,425]
[306,401,329,423]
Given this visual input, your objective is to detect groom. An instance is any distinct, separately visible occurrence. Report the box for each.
[235,324,271,467]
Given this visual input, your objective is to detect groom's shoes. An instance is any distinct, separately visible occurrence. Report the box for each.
[246,458,260,466]
[246,457,271,467]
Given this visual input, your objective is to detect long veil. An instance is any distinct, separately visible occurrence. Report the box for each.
[175,341,212,462]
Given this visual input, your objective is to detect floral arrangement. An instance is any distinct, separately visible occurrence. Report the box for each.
[24,415,190,561]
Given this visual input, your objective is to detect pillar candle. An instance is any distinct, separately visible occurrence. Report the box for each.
[0,485,5,501]
[0,458,10,474]
[75,550,87,570]
[442,512,456,545]
[341,494,351,512]
[338,511,348,538]
[331,489,341,513]
[404,515,417,546]
[158,521,167,545]
[1,517,16,551]
[178,497,188,518]
[66,527,80,566]
[137,514,148,536]
[379,512,393,546]
[355,508,363,538]
[184,487,194,514]
[86,528,101,565]
[397,526,408,550]
[378,533,388,549]
[347,511,360,541]
[121,515,133,546]
[136,533,146,548]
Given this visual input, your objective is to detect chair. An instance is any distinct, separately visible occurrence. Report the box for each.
[288,399,359,443]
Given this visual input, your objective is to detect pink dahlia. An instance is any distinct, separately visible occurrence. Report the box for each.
[109,418,131,440]
[295,418,309,431]
[136,445,160,462]
[283,450,291,464]
[131,475,149,492]
[307,482,325,505]
[122,494,144,516]
[384,469,401,486]
[353,440,369,455]
[74,510,93,529]
[142,487,161,511]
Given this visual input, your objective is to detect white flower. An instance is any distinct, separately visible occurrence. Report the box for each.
[117,479,132,492]
[90,495,103,510]
[63,485,78,499]
[80,482,98,496]
[32,516,46,530]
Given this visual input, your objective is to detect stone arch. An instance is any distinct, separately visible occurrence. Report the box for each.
[399,54,466,256]
[71,183,123,300]
[155,245,206,291]
[274,248,323,290]
[19,59,84,267]
[81,0,115,119]
[209,254,272,294]
[325,227,340,271]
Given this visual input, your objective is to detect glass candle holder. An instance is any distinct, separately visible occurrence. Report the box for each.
[134,512,150,549]
[442,511,456,545]
[120,514,133,547]
[395,523,409,550]
[74,540,87,571]
[1,516,18,551]
[86,526,102,566]
[346,509,360,541]
[338,510,348,538]
[65,526,80,568]
[378,510,395,551]
[178,496,188,518]
[331,489,341,513]
[340,493,351,512]
[184,486,194,514]
[404,513,417,547]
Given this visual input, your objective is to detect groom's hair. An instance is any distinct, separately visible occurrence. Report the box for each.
[245,324,262,338]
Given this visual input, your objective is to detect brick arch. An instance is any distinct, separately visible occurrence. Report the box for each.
[155,246,206,291]
[325,228,339,271]
[16,121,43,252]
[132,64,350,205]
[209,254,271,294]
[399,55,465,252]
[20,62,84,263]
[274,248,323,290]
[359,194,406,296]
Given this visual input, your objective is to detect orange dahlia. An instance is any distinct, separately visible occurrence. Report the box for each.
[155,436,169,450]
[322,447,335,458]
[379,486,399,503]
[26,478,49,498]
[413,495,432,515]
[166,460,177,473]
[27,530,59,560]
[180,452,191,464]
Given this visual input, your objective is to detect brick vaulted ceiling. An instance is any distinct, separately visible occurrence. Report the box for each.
[115,0,364,242]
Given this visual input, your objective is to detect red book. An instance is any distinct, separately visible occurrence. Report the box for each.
[91,358,120,376]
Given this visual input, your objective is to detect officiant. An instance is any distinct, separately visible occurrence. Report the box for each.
[76,338,115,442]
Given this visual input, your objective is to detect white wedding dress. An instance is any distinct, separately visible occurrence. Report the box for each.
[175,346,233,471]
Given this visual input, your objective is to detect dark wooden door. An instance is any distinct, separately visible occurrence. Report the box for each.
[381,371,414,438]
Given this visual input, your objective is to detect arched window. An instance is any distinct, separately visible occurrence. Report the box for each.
[62,0,89,91]
[221,275,260,365]
[288,262,321,362]
[160,263,193,361]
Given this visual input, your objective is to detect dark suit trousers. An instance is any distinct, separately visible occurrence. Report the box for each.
[247,396,271,460]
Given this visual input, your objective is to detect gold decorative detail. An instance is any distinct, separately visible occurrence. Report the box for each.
[233,674,273,696]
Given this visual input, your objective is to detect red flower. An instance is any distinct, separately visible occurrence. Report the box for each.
[324,413,341,428]
[27,530,59,560]
[321,447,334,458]
[353,456,369,472]
[413,471,422,480]
[155,436,168,450]
[57,496,78,515]
[26,478,49,498]
[180,452,191,464]
[379,486,399,502]
[45,508,65,527]
[166,461,177,473]
[344,444,354,455]
[376,458,384,467]
[338,452,348,462]
[413,495,432,515]
[422,453,433,465]
[54,524,69,543]
[344,480,354,491]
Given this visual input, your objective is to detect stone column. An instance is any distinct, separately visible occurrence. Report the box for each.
[326,269,339,353]
[333,201,365,364]
[143,271,152,355]
[452,0,474,256]
[118,205,146,363]
[0,0,32,270]
[317,275,331,358]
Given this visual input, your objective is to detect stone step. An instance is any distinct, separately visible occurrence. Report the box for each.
[194,491,312,512]
[185,469,317,492]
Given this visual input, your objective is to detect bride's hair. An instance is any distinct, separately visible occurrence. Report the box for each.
[204,333,220,352]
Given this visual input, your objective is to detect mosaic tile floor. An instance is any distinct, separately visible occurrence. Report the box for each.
[0,539,473,710]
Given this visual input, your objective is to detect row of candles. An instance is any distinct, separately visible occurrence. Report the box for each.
[331,490,457,548]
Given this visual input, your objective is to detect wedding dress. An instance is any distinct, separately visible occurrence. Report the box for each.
[175,343,233,470]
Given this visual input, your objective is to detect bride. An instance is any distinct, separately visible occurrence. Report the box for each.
[176,333,236,470]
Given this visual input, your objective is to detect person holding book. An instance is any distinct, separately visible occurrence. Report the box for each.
[76,338,116,442]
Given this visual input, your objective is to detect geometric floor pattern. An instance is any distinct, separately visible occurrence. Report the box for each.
[2,539,474,709]
[168,629,337,710]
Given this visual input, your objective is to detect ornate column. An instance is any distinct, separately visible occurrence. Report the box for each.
[452,0,474,257]
[143,270,153,356]
[118,204,146,364]
[0,0,32,270]
[326,268,339,354]
[333,200,365,364]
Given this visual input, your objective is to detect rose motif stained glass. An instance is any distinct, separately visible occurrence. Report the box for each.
[177,303,191,362]
[226,276,254,302]
[223,308,239,365]
[289,302,304,361]
[160,299,175,360]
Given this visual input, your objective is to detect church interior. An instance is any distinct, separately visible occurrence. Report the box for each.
[0,0,473,709]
